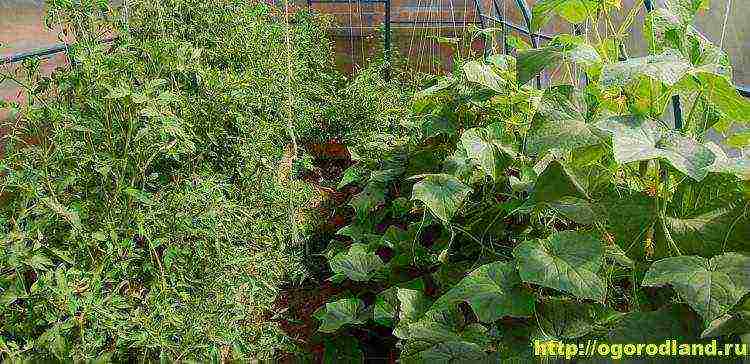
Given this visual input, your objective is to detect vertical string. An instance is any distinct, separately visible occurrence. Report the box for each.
[408,0,426,71]
[719,0,732,50]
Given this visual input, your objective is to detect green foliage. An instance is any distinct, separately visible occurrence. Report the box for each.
[0,0,414,361]
[313,0,750,361]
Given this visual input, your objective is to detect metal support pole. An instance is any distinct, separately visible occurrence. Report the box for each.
[514,0,541,88]
[573,23,588,87]
[514,0,538,48]
[643,0,683,130]
[492,0,508,54]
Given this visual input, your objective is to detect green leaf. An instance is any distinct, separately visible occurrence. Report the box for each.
[535,298,616,341]
[397,310,462,343]
[665,204,750,256]
[329,243,384,282]
[530,160,588,204]
[547,197,598,225]
[610,305,700,343]
[642,253,750,323]
[420,341,487,363]
[416,77,457,98]
[431,261,534,323]
[462,61,505,93]
[393,288,435,339]
[596,116,716,181]
[459,128,507,181]
[726,131,750,149]
[41,198,82,230]
[26,254,53,271]
[601,50,692,87]
[338,165,366,189]
[124,188,155,206]
[604,243,634,269]
[104,86,131,99]
[421,114,458,138]
[373,288,398,327]
[679,72,750,123]
[412,174,472,224]
[664,0,710,23]
[48,248,74,265]
[705,142,750,179]
[314,298,368,333]
[517,38,600,85]
[350,182,386,219]
[398,288,432,323]
[322,336,364,364]
[598,190,657,256]
[531,0,598,31]
[513,231,606,301]
[527,86,601,154]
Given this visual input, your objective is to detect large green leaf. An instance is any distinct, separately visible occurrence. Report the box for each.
[596,116,716,181]
[531,0,598,31]
[350,169,401,219]
[329,243,384,282]
[642,253,750,323]
[665,204,750,256]
[373,288,398,327]
[547,197,598,225]
[726,131,750,149]
[527,86,601,154]
[513,231,606,301]
[322,336,364,364]
[416,76,457,98]
[396,306,461,342]
[517,36,600,85]
[600,50,693,87]
[679,72,750,123]
[463,61,505,93]
[431,261,535,322]
[609,305,700,343]
[412,174,472,224]
[535,298,618,341]
[458,128,510,181]
[530,160,588,204]
[393,287,435,339]
[705,142,750,180]
[314,298,368,333]
[420,341,487,363]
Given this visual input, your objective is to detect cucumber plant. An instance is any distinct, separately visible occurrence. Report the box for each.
[313,0,750,361]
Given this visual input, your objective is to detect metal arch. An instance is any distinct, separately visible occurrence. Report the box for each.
[468,0,748,98]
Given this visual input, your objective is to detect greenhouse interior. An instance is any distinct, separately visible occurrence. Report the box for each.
[2,0,750,362]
